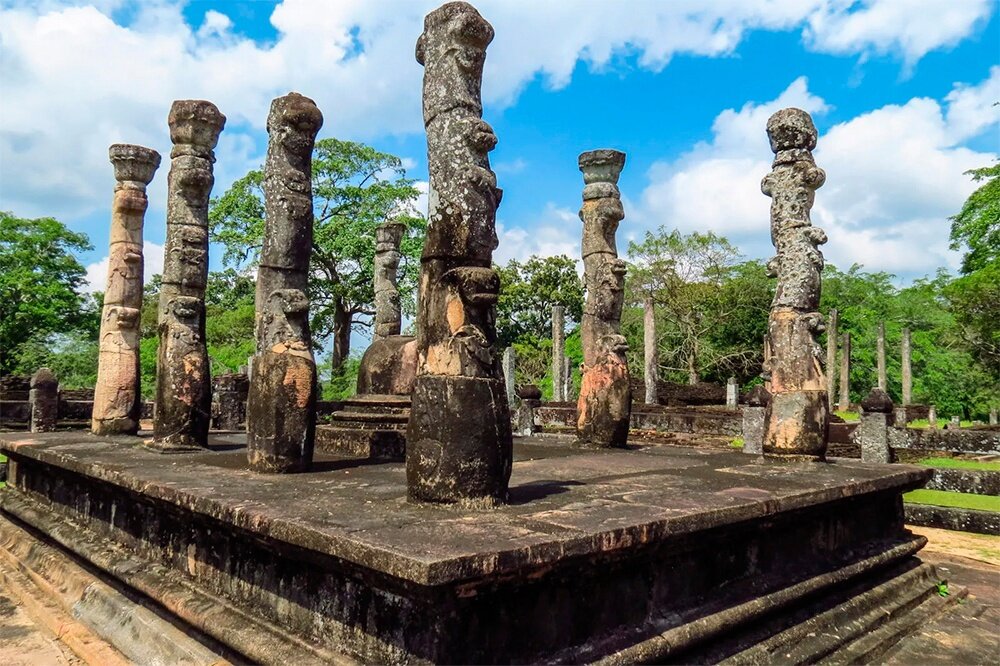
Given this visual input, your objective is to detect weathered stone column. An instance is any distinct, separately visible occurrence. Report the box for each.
[742,385,770,455]
[374,221,406,341]
[92,144,160,436]
[726,377,738,410]
[406,2,512,506]
[901,328,912,405]
[876,321,887,391]
[152,100,225,451]
[991,408,998,426]
[515,385,541,436]
[213,372,248,430]
[551,305,565,402]
[29,368,58,433]
[825,308,838,401]
[928,404,937,428]
[563,355,573,400]
[644,295,658,405]
[247,93,322,473]
[761,108,829,458]
[576,149,631,448]
[857,388,894,464]
[502,346,517,409]
[838,332,851,411]
[947,415,960,430]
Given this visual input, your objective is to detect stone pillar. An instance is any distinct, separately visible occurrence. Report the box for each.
[551,305,566,402]
[515,385,541,436]
[502,346,516,408]
[991,408,998,426]
[838,332,851,412]
[928,404,937,428]
[247,93,322,473]
[726,377,738,410]
[152,100,225,451]
[643,295,658,405]
[901,328,912,405]
[825,308,838,401]
[742,385,770,455]
[406,2,512,506]
[563,355,572,401]
[576,149,631,448]
[760,109,829,458]
[213,372,248,430]
[29,368,58,433]
[374,221,406,341]
[947,416,960,430]
[858,388,894,464]
[876,321,887,391]
[92,144,161,436]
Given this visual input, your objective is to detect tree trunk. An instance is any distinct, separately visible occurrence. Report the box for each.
[331,299,351,373]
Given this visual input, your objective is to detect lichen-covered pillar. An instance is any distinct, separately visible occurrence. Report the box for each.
[644,295,658,405]
[876,321,887,391]
[551,305,565,401]
[374,221,406,341]
[901,328,912,405]
[726,377,738,410]
[760,108,829,458]
[502,346,517,408]
[742,385,770,455]
[838,332,851,411]
[247,93,322,473]
[151,100,225,451]
[406,2,512,506]
[29,368,58,433]
[576,149,631,448]
[563,355,573,400]
[825,308,838,401]
[212,372,249,430]
[92,144,161,436]
[991,408,998,426]
[928,404,937,428]
[858,388,894,464]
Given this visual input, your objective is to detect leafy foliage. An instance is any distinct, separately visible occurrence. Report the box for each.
[209,138,426,369]
[949,162,999,274]
[496,254,584,348]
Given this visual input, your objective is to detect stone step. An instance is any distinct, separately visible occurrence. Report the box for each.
[329,411,409,428]
[315,425,405,460]
[344,394,411,413]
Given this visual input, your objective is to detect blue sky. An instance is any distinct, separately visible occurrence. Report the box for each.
[1,0,997,300]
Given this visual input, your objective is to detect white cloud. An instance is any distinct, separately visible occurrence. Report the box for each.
[633,71,999,278]
[0,0,993,222]
[83,240,165,293]
[495,204,580,265]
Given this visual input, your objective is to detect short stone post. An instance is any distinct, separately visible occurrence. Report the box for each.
[726,377,738,410]
[515,385,541,436]
[374,220,406,341]
[407,2,512,506]
[928,404,937,428]
[742,385,769,455]
[901,328,912,405]
[991,408,998,426]
[29,368,59,433]
[552,305,565,401]
[92,144,160,436]
[876,321,887,391]
[502,346,517,408]
[760,108,829,457]
[213,372,249,430]
[247,92,323,473]
[858,388,894,464]
[152,100,225,451]
[826,308,838,402]
[577,149,631,448]
[838,332,851,412]
[946,416,960,430]
[644,295,658,404]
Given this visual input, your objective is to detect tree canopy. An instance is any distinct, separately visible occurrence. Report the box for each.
[949,162,999,274]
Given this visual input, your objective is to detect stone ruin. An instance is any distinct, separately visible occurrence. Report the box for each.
[151,100,226,451]
[760,107,829,458]
[406,1,512,506]
[576,149,632,448]
[246,92,323,473]
[91,144,160,436]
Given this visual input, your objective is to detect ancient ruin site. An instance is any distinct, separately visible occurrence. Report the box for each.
[0,1,998,664]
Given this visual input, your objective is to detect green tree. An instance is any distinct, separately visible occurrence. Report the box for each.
[0,211,95,371]
[949,162,999,274]
[208,138,426,372]
[496,254,584,348]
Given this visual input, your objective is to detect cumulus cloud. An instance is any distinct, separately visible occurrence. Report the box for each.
[0,0,993,222]
[83,240,165,293]
[495,204,581,265]
[633,70,999,277]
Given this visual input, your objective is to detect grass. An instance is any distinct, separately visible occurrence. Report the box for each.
[904,489,1000,512]
[919,457,1000,471]
[729,437,744,449]
[834,410,859,422]
[908,419,974,429]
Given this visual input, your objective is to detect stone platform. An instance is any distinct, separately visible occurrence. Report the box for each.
[0,431,945,664]
[315,394,409,460]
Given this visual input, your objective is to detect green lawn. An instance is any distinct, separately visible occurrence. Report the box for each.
[834,410,859,422]
[919,457,1000,471]
[908,419,974,429]
[904,489,1000,512]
